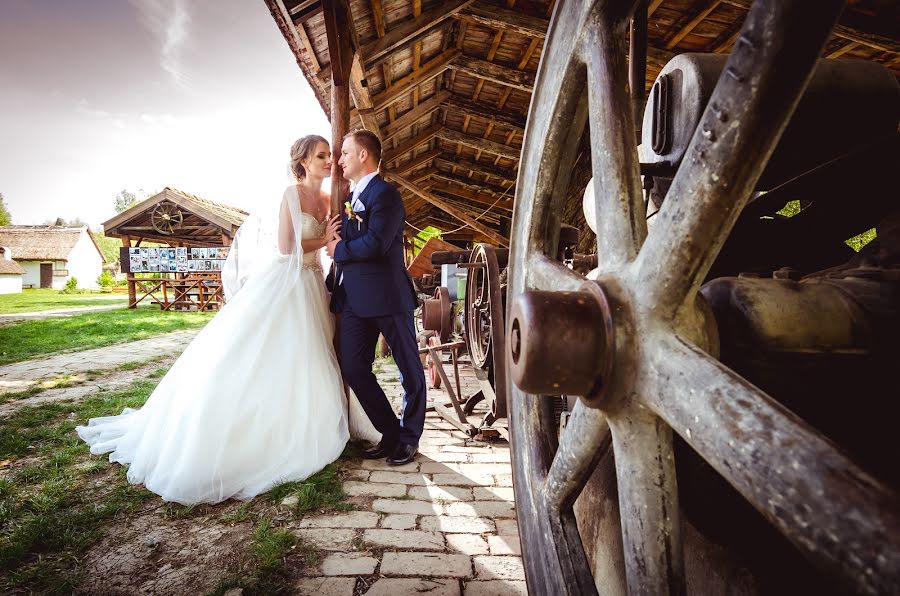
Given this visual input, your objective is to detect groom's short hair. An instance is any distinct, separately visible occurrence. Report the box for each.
[345,129,382,165]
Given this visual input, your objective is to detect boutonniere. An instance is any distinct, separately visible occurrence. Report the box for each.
[344,201,364,229]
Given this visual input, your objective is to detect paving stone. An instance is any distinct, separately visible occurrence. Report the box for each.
[419,436,467,446]
[494,474,514,487]
[297,511,380,529]
[380,514,417,530]
[446,533,490,555]
[363,529,444,550]
[487,535,521,556]
[436,445,489,453]
[320,553,378,576]
[420,515,496,534]
[431,473,494,487]
[473,556,525,580]
[494,520,520,536]
[373,498,442,516]
[472,487,515,501]
[469,452,511,463]
[361,459,420,472]
[408,485,473,502]
[344,469,370,481]
[463,580,528,596]
[293,528,356,551]
[444,501,516,519]
[421,463,513,475]
[343,481,407,498]
[294,577,356,596]
[419,452,470,463]
[364,578,461,596]
[380,552,473,578]
[369,471,430,486]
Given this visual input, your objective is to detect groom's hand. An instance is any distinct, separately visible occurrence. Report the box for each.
[326,233,341,258]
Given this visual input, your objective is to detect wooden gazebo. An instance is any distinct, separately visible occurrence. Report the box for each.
[102,188,248,310]
[263,0,899,253]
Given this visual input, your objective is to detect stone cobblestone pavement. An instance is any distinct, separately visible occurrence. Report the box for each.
[290,405,526,596]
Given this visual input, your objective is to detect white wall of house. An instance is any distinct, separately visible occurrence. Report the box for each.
[0,274,23,294]
[20,261,44,289]
[67,231,104,289]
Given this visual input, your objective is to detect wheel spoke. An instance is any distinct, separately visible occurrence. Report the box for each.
[609,407,684,595]
[584,12,646,268]
[543,400,611,511]
[634,0,846,316]
[525,252,587,292]
[642,333,900,594]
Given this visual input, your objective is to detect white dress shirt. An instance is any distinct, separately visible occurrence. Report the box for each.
[350,171,378,212]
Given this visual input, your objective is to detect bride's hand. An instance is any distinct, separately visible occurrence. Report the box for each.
[325,214,341,240]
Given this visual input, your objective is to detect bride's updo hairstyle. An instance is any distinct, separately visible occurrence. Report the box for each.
[290,135,329,180]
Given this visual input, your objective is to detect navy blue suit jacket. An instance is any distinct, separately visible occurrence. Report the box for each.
[327,175,417,317]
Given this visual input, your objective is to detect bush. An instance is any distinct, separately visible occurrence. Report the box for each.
[60,277,80,294]
[97,271,115,290]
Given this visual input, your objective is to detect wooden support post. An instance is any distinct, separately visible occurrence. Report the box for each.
[121,235,137,308]
[324,0,355,214]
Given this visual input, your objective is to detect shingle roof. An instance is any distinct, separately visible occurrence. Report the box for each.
[164,187,248,227]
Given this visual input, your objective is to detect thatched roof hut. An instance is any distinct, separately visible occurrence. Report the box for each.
[0,225,106,263]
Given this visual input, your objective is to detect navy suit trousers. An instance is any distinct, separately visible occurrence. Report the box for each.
[339,306,426,447]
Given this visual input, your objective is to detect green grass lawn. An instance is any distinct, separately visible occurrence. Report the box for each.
[0,306,214,365]
[0,369,359,594]
[0,289,127,315]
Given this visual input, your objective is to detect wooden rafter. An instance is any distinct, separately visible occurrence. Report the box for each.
[382,90,450,142]
[436,127,519,161]
[431,167,515,198]
[433,156,517,185]
[430,180,514,211]
[362,0,475,66]
[388,173,508,246]
[394,147,443,174]
[456,3,549,38]
[444,93,527,131]
[371,49,458,111]
[664,0,723,49]
[382,123,442,164]
[450,53,535,92]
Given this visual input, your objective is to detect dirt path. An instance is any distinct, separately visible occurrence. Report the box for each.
[0,329,199,397]
[0,300,127,326]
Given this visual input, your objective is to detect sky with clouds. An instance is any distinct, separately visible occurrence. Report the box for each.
[0,0,331,227]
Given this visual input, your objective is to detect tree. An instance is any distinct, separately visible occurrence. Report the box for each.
[93,230,123,263]
[0,193,11,225]
[114,189,138,213]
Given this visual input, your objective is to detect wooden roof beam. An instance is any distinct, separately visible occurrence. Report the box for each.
[664,0,723,49]
[456,3,549,38]
[362,0,476,66]
[450,54,535,92]
[431,180,515,211]
[382,91,450,143]
[722,0,900,54]
[288,0,323,23]
[371,49,459,112]
[430,169,514,199]
[444,94,526,131]
[433,156,517,186]
[435,127,520,161]
[388,173,509,246]
[382,123,442,164]
[393,147,443,174]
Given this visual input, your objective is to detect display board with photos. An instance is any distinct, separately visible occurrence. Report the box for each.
[120,246,230,274]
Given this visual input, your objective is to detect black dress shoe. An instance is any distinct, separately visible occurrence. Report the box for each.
[387,443,418,466]
[363,440,396,460]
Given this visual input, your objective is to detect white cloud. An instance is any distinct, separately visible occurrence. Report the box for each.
[131,0,192,88]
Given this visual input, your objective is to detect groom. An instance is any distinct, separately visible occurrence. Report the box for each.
[325,129,425,466]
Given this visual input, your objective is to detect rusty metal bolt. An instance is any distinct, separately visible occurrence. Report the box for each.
[508,289,611,397]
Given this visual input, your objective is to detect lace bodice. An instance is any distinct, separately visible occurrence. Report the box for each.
[301,212,326,272]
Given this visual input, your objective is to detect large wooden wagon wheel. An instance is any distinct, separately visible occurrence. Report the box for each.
[506,0,900,595]
[151,201,184,235]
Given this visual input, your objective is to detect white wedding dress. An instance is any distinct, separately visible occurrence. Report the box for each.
[77,200,380,505]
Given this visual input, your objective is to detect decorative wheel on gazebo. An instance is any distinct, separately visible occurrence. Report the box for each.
[151,201,184,235]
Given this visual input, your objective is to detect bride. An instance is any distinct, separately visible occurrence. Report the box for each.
[76,135,380,505]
